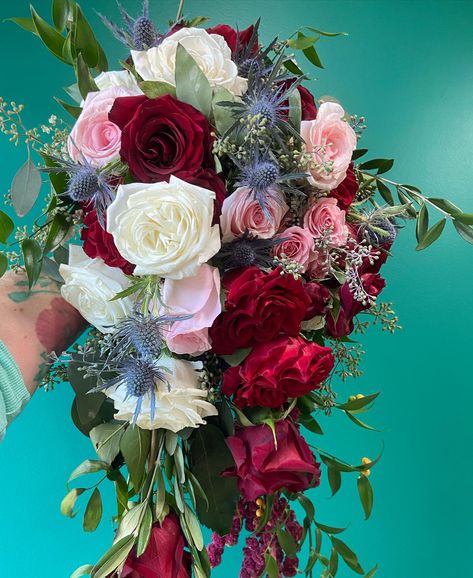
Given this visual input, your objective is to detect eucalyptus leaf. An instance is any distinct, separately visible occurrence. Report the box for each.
[70,564,94,578]
[83,488,102,532]
[61,487,85,518]
[120,425,151,492]
[11,159,42,217]
[155,466,166,519]
[428,197,461,215]
[415,218,446,251]
[357,475,374,519]
[69,459,109,482]
[288,87,302,132]
[0,211,14,244]
[184,505,205,551]
[136,505,153,556]
[90,422,125,464]
[212,87,238,135]
[91,535,135,578]
[175,44,212,117]
[139,80,177,98]
[114,502,147,544]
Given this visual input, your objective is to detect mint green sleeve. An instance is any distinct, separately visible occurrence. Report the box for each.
[0,340,29,440]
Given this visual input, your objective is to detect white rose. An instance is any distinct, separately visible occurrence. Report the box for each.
[107,357,218,432]
[94,70,141,92]
[106,176,221,279]
[59,245,133,333]
[131,27,247,96]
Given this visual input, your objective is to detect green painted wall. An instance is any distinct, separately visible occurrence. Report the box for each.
[1,1,472,576]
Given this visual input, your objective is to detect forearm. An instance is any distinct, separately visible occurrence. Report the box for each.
[0,270,87,394]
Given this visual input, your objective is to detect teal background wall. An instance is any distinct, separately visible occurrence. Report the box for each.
[1,1,472,576]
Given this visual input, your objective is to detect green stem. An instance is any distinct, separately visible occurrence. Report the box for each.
[176,0,185,22]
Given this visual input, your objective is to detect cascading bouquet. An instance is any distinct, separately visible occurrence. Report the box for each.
[2,1,473,577]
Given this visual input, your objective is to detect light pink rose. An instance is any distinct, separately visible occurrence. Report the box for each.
[68,86,140,167]
[301,102,357,190]
[273,226,314,272]
[304,197,349,247]
[220,186,288,242]
[162,264,221,356]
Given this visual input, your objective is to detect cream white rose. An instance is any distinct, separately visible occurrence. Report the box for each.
[59,245,133,333]
[94,70,141,92]
[107,356,218,432]
[106,176,221,279]
[131,27,247,96]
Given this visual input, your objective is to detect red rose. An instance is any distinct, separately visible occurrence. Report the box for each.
[304,282,331,319]
[222,335,334,408]
[81,210,134,275]
[280,81,317,121]
[329,163,358,209]
[225,420,321,500]
[210,267,311,355]
[178,168,227,225]
[206,24,258,56]
[120,514,191,578]
[109,94,214,183]
[326,273,386,337]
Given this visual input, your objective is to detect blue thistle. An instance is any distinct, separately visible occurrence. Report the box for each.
[41,154,116,227]
[94,356,169,424]
[97,1,160,50]
[216,232,282,271]
[362,218,398,247]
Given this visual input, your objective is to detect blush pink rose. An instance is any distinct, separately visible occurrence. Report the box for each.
[301,102,357,190]
[306,249,329,280]
[220,186,288,242]
[304,197,349,247]
[162,264,221,356]
[68,86,140,167]
[273,226,314,272]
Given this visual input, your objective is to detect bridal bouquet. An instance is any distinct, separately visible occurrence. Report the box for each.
[1,1,472,577]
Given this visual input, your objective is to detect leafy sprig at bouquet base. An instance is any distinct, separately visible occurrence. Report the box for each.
[1,1,472,577]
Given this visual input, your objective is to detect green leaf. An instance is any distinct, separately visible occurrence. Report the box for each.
[300,413,324,435]
[283,59,304,76]
[83,488,102,532]
[416,204,429,243]
[288,87,302,133]
[377,180,394,205]
[188,424,239,534]
[54,96,82,118]
[6,17,37,34]
[316,521,346,534]
[328,466,342,496]
[30,6,66,62]
[453,220,473,245]
[337,392,380,411]
[120,425,151,492]
[357,475,374,520]
[264,554,279,578]
[165,430,178,455]
[91,535,135,578]
[359,158,394,174]
[22,238,43,289]
[331,536,364,574]
[155,466,166,519]
[52,0,71,32]
[114,502,147,543]
[297,493,315,521]
[69,459,109,482]
[73,5,99,68]
[303,44,324,68]
[345,411,380,432]
[90,422,125,464]
[0,211,14,244]
[136,505,153,556]
[139,80,176,98]
[70,564,94,578]
[415,218,446,251]
[175,44,212,117]
[288,33,319,50]
[277,528,298,556]
[76,52,98,99]
[221,347,251,367]
[212,87,238,136]
[184,505,205,551]
[41,256,63,283]
[454,213,473,225]
[428,197,461,215]
[43,213,71,255]
[11,159,42,217]
[352,148,368,160]
[0,254,8,278]
[365,565,379,577]
[329,548,339,576]
[61,487,85,518]
[306,26,348,37]
[40,153,68,193]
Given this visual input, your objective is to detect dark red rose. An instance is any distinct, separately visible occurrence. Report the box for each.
[280,81,317,122]
[178,168,227,225]
[225,420,321,500]
[329,163,358,210]
[120,514,191,578]
[109,94,214,183]
[304,282,331,319]
[210,267,311,355]
[222,335,334,408]
[206,24,258,56]
[326,273,386,337]
[81,210,134,275]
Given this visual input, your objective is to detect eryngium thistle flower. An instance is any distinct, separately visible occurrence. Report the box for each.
[98,0,159,50]
[362,218,398,246]
[67,167,100,203]
[216,233,281,271]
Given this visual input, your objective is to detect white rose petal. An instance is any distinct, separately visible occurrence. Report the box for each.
[131,27,247,96]
[59,245,133,333]
[107,357,218,432]
[94,70,141,92]
[106,176,221,279]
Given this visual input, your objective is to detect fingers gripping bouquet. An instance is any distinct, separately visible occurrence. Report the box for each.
[2,1,472,577]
